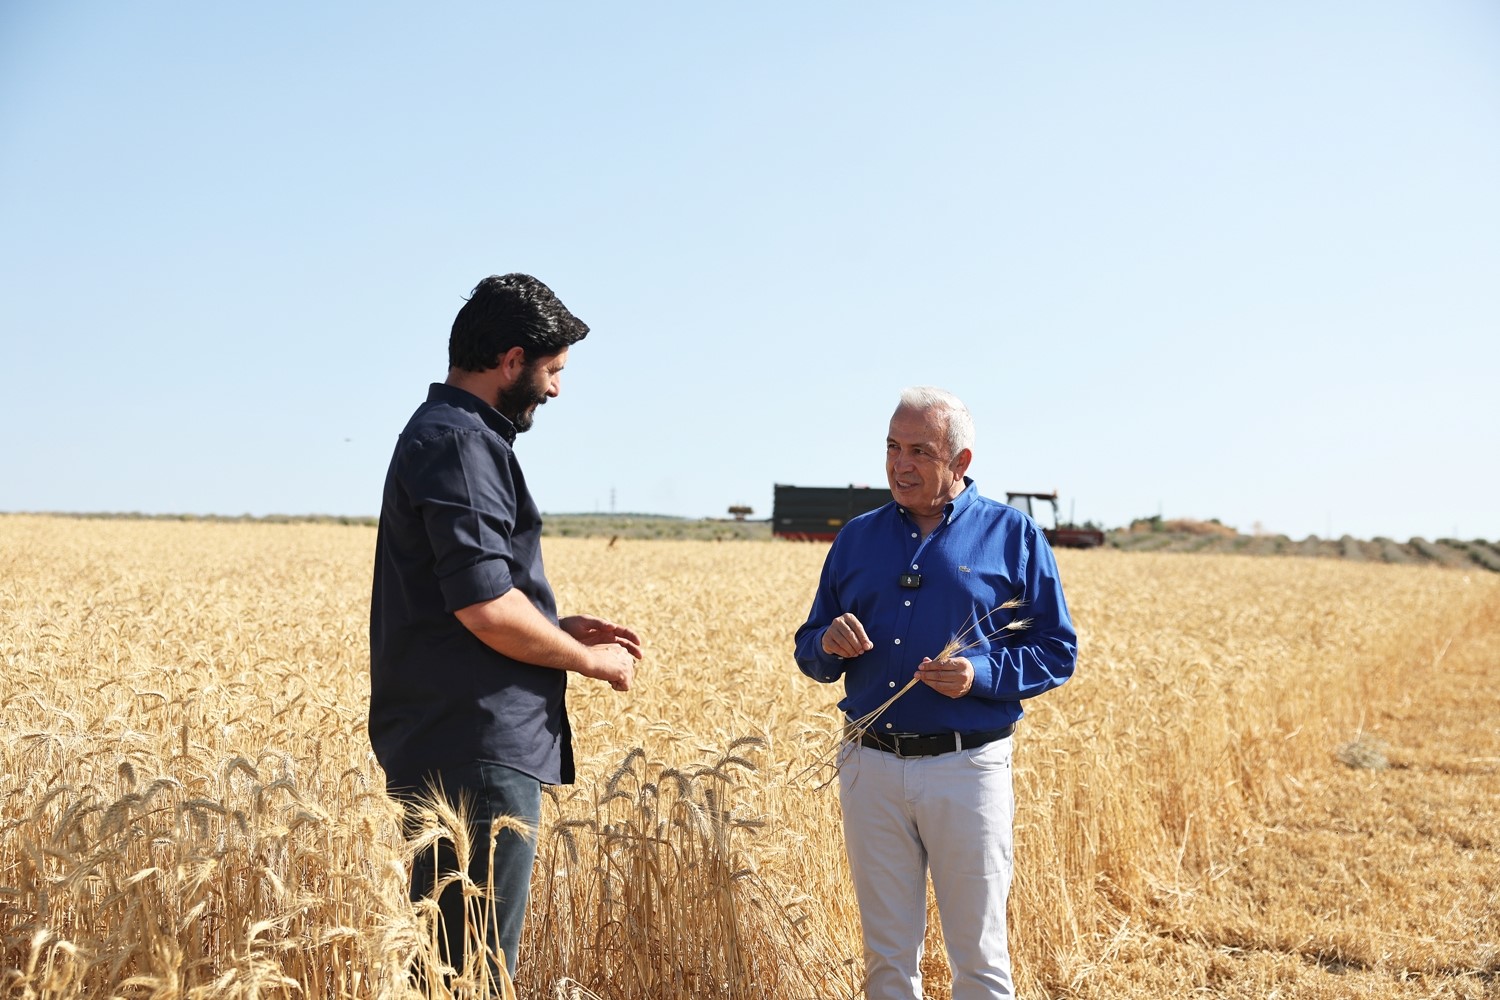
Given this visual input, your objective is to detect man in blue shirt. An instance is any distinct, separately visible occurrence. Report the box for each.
[794,385,1077,1000]
[371,273,642,987]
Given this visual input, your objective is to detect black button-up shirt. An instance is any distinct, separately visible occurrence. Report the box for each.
[369,383,573,789]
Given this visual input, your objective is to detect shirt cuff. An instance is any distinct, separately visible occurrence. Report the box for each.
[967,653,1000,700]
[439,557,514,612]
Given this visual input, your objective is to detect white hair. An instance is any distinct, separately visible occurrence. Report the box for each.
[896,385,974,457]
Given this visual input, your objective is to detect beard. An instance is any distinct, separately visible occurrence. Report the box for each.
[496,366,549,433]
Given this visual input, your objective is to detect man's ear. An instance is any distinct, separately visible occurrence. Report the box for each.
[951,448,973,478]
[494,346,529,385]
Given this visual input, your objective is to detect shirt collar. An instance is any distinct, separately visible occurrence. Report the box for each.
[427,382,518,444]
[898,477,978,526]
[949,477,978,518]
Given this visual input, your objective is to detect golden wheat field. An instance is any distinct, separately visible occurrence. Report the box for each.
[2,513,1497,999]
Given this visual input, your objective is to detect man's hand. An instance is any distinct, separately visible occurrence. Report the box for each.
[455,594,641,691]
[822,613,874,659]
[560,614,643,660]
[579,642,636,692]
[916,656,973,699]
[561,615,641,692]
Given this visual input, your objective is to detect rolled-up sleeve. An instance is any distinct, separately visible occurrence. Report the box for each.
[398,428,518,612]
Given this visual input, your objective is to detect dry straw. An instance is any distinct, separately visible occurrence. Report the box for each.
[402,785,533,999]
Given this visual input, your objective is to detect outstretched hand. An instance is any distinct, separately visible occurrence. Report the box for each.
[561,614,644,660]
[562,615,641,692]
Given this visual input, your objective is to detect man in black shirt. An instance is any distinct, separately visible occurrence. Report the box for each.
[370,273,641,986]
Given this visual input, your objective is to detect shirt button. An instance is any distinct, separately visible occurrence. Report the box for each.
[893,638,901,645]
[904,600,911,607]
[889,681,896,688]
[911,564,919,571]
[884,722,894,729]
[910,532,918,538]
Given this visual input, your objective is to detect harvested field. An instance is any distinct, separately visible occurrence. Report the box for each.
[1,514,1497,998]
[1108,523,1498,575]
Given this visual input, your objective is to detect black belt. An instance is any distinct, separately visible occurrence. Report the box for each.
[856,724,1015,758]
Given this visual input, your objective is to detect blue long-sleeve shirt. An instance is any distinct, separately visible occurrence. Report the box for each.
[794,479,1077,735]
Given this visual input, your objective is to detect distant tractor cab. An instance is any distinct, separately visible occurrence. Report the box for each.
[1006,490,1106,549]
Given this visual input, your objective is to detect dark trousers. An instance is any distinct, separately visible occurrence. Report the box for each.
[396,761,542,986]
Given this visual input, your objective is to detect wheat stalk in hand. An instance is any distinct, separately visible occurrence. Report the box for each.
[798,596,1030,785]
[843,596,1031,741]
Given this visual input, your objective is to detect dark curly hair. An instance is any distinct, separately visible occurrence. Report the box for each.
[448,273,590,372]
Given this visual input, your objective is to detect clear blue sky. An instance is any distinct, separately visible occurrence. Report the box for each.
[4,2,1497,541]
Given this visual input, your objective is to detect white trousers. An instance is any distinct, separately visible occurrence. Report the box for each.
[838,736,1015,1000]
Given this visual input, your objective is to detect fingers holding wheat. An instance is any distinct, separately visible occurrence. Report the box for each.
[914,655,973,698]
